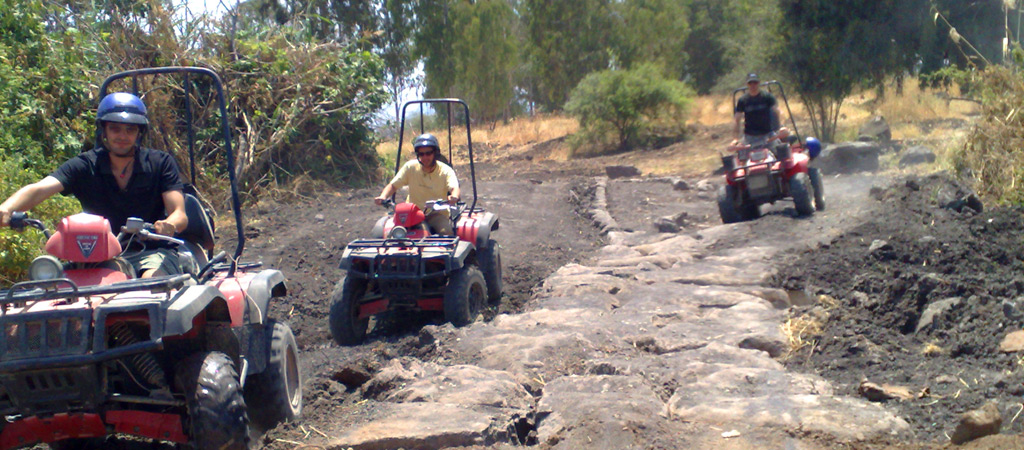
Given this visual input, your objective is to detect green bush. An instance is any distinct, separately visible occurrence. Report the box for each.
[564,64,694,155]
[0,156,80,283]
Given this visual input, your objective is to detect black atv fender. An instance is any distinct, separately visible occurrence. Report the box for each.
[473,211,499,248]
[245,269,288,325]
[164,285,232,336]
[451,240,476,269]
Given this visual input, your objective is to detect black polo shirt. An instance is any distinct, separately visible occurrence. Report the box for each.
[50,147,184,234]
[735,92,777,136]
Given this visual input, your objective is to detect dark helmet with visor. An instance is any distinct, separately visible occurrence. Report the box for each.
[413,133,440,154]
[97,93,149,129]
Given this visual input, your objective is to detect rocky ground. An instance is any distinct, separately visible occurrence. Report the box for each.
[41,113,1024,450]
[219,112,1024,450]
[773,174,1024,443]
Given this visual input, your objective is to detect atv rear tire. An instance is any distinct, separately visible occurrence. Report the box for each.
[717,185,743,224]
[175,352,248,450]
[244,320,302,431]
[478,239,503,305]
[808,167,825,211]
[790,172,814,216]
[329,275,370,346]
[444,265,486,327]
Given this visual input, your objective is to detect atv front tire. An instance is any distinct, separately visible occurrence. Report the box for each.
[790,172,814,216]
[176,352,248,450]
[444,265,486,327]
[244,320,302,431]
[808,167,825,211]
[717,185,743,224]
[329,275,370,346]
[478,239,503,305]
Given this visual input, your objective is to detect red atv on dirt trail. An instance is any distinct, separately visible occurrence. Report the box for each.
[0,67,301,450]
[329,99,502,346]
[718,80,825,223]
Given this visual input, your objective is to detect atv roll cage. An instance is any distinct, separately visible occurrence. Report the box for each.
[732,80,803,143]
[395,99,479,213]
[97,66,245,276]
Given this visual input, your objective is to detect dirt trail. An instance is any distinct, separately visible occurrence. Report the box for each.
[225,116,1024,449]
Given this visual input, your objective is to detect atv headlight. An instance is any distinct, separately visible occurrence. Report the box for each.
[388,226,408,239]
[29,255,64,281]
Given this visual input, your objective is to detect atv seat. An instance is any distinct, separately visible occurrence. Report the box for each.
[176,192,215,259]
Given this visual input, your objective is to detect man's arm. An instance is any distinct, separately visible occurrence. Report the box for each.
[733,112,744,140]
[156,190,188,235]
[769,104,783,132]
[448,186,462,203]
[375,183,397,205]
[0,176,65,227]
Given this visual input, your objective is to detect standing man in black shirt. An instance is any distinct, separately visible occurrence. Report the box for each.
[733,73,782,146]
[0,93,188,278]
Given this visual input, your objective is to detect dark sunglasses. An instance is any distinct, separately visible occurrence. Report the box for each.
[415,150,434,157]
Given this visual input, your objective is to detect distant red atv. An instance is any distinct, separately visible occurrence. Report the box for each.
[718,80,825,223]
[329,99,502,346]
[0,67,301,450]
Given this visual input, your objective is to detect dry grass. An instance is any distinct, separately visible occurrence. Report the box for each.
[950,66,1024,206]
[782,314,826,357]
[921,342,946,357]
[376,114,579,164]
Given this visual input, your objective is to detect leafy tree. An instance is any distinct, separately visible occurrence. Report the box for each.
[450,0,518,123]
[682,0,744,94]
[413,0,457,99]
[611,0,690,79]
[522,0,615,111]
[378,0,417,122]
[772,0,928,142]
[565,64,694,152]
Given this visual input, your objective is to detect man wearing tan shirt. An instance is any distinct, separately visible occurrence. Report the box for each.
[375,133,461,235]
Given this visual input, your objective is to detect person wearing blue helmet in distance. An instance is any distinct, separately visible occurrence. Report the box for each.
[0,93,188,278]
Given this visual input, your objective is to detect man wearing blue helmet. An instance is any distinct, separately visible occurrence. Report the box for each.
[375,133,461,235]
[0,92,188,278]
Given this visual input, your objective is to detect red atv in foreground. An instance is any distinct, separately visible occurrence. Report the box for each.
[718,80,825,223]
[329,99,501,346]
[0,67,301,450]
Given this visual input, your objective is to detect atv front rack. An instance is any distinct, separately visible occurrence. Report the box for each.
[0,275,190,313]
[343,237,461,301]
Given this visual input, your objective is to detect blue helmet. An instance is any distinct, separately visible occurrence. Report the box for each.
[805,137,822,159]
[97,93,149,128]
[413,133,440,152]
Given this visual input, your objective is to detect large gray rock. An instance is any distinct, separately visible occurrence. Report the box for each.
[815,142,881,175]
[899,145,937,167]
[950,401,1002,444]
[915,297,961,333]
[858,115,892,143]
[330,402,510,450]
[537,375,683,449]
[605,165,641,179]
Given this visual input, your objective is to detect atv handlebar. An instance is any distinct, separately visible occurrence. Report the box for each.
[119,217,185,247]
[8,212,51,238]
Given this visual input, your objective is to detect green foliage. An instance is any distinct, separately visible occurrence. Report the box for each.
[610,0,689,78]
[450,0,518,123]
[919,65,980,95]
[0,156,80,283]
[950,66,1024,206]
[565,64,694,153]
[523,0,616,112]
[773,0,929,142]
[413,0,458,99]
